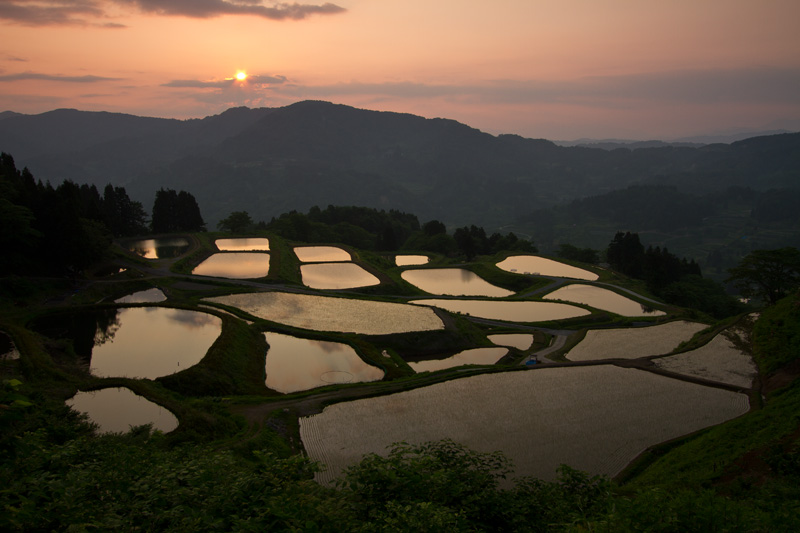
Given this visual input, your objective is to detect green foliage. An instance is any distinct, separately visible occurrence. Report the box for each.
[752,289,800,374]
[217,210,254,233]
[151,188,206,233]
[341,439,511,529]
[557,243,599,264]
[453,225,536,260]
[630,379,800,491]
[0,153,150,275]
[727,247,800,305]
[157,315,269,396]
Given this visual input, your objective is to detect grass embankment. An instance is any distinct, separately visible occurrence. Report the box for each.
[157,314,269,397]
[622,290,800,504]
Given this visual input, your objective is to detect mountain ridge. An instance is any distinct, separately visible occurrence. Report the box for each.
[1,100,798,229]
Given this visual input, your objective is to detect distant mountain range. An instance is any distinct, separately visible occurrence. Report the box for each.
[1,101,799,230]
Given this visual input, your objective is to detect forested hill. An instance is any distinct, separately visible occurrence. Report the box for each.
[1,100,798,228]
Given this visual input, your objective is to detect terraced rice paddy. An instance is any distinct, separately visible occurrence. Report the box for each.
[67,387,179,434]
[395,255,429,266]
[300,263,380,290]
[192,252,270,279]
[300,366,749,484]
[408,347,508,372]
[115,288,167,304]
[411,299,589,322]
[205,291,444,334]
[544,284,666,317]
[496,255,599,281]
[215,238,270,251]
[295,246,351,262]
[401,268,514,297]
[488,334,534,350]
[265,332,383,393]
[565,321,707,361]
[654,333,757,388]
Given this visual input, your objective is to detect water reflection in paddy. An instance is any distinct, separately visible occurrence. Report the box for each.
[192,252,270,279]
[67,387,179,434]
[89,307,222,379]
[115,288,166,304]
[497,255,598,281]
[295,246,351,262]
[409,347,508,372]
[488,334,534,350]
[126,237,189,259]
[300,263,380,289]
[265,332,383,393]
[206,292,444,334]
[402,268,514,297]
[411,299,590,322]
[396,255,429,266]
[216,237,270,251]
[544,284,665,317]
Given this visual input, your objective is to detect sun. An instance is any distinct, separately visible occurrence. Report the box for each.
[235,71,247,81]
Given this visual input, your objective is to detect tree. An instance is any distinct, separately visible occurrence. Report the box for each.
[607,231,644,277]
[151,189,205,233]
[558,244,599,264]
[726,247,800,305]
[217,211,254,233]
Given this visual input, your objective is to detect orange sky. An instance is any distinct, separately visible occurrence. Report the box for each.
[1,0,799,139]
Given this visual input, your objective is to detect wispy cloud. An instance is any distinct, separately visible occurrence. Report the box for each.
[0,1,345,26]
[0,71,122,82]
[162,74,287,89]
[0,1,123,27]
[273,67,800,107]
[122,1,346,20]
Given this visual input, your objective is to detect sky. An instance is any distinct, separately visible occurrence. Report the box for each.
[1,0,799,140]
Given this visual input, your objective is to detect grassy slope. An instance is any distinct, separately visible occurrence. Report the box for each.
[627,290,800,500]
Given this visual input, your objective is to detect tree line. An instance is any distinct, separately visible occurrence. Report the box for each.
[224,205,537,258]
[0,152,203,275]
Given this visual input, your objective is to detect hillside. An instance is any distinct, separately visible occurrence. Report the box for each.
[1,101,798,231]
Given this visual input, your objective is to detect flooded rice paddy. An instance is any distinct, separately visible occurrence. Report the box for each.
[411,299,589,322]
[125,237,189,259]
[544,284,666,317]
[295,246,351,262]
[300,365,750,485]
[115,288,167,304]
[395,255,429,266]
[206,291,444,334]
[488,334,534,350]
[300,263,380,290]
[192,252,270,279]
[408,347,508,372]
[496,255,598,281]
[72,307,221,379]
[67,387,179,434]
[215,237,270,251]
[566,321,707,361]
[264,332,383,393]
[401,268,514,297]
[654,332,757,388]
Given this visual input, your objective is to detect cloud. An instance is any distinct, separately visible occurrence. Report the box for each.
[0,71,123,83]
[120,1,346,20]
[0,0,344,26]
[273,67,800,108]
[162,74,287,88]
[0,1,121,27]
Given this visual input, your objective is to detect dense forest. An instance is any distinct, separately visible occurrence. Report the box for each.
[0,153,202,275]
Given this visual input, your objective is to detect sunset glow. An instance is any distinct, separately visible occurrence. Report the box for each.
[0,0,798,139]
